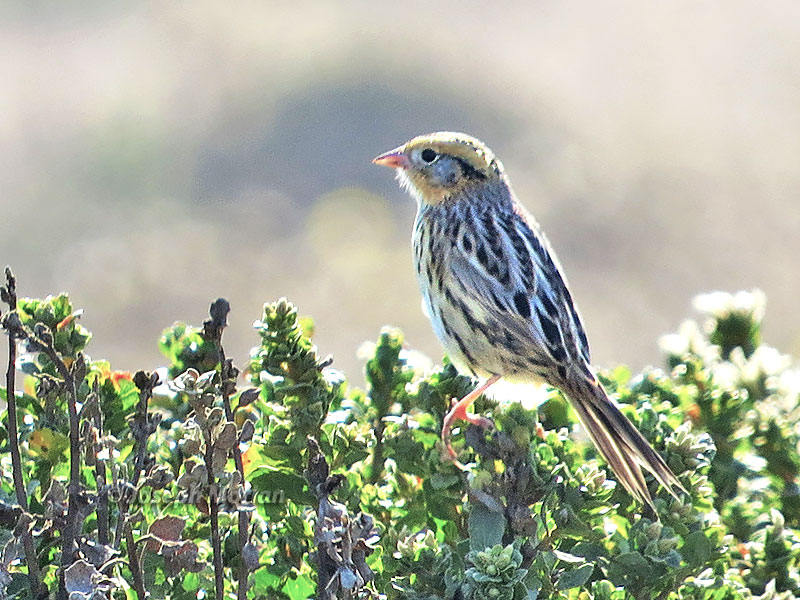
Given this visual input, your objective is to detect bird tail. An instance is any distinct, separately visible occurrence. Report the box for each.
[562,376,688,515]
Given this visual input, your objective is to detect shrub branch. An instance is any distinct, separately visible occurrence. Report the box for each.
[203,298,252,600]
[34,338,83,600]
[196,298,239,598]
[0,268,44,599]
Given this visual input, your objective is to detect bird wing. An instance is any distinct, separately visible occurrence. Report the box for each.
[445,204,592,377]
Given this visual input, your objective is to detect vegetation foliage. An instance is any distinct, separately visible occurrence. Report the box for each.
[0,268,798,599]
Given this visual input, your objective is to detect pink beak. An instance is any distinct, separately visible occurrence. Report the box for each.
[372,147,411,169]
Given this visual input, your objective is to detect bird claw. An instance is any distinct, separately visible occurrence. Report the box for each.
[445,397,495,429]
[441,397,496,465]
[466,415,495,430]
[439,377,502,465]
[440,436,468,471]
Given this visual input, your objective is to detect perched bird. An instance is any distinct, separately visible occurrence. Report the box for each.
[373,131,686,514]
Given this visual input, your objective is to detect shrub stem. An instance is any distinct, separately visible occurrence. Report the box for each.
[1,268,44,598]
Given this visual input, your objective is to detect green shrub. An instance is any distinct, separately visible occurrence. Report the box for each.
[1,269,797,599]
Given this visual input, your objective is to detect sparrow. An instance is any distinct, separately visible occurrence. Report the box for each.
[373,131,687,514]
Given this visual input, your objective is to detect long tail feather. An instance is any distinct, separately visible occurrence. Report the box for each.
[563,377,687,514]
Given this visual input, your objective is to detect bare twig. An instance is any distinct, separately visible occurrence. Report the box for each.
[34,345,84,600]
[124,522,147,599]
[90,382,110,546]
[113,371,159,552]
[3,286,87,600]
[197,301,227,598]
[369,419,386,484]
[307,436,377,599]
[2,278,98,599]
[204,298,252,599]
[202,429,225,599]
[0,268,44,598]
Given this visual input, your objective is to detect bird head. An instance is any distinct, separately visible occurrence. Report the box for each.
[373,132,505,205]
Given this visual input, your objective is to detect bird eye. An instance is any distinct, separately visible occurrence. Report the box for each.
[420,148,438,163]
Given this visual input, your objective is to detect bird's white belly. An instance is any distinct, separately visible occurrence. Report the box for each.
[418,275,499,379]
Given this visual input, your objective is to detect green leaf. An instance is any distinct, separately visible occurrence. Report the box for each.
[682,530,714,566]
[570,542,607,562]
[524,573,543,600]
[556,563,594,590]
[613,551,648,571]
[29,427,69,462]
[282,572,315,600]
[252,567,282,593]
[181,572,199,591]
[430,473,460,490]
[259,444,302,467]
[250,466,314,505]
[468,503,505,552]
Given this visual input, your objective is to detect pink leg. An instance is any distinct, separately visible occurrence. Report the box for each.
[442,375,501,461]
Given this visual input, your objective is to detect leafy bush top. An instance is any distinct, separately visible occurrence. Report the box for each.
[0,273,798,600]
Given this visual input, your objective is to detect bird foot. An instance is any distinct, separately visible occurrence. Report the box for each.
[441,397,496,463]
[445,396,496,428]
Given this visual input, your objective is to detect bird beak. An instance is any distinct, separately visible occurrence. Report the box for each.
[372,147,411,169]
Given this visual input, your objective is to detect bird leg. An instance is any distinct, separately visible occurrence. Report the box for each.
[442,374,501,460]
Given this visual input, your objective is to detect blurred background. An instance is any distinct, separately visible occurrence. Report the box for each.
[2,1,799,382]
